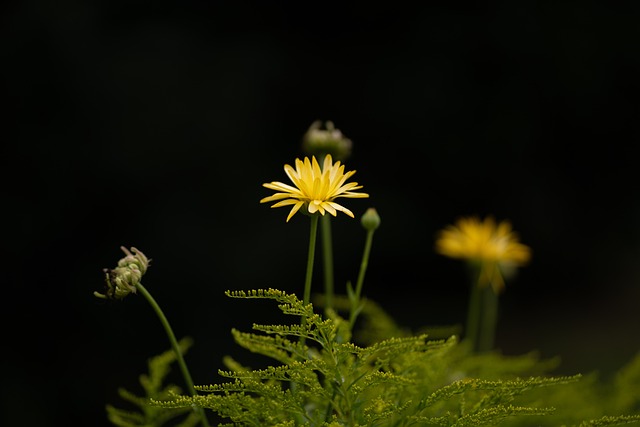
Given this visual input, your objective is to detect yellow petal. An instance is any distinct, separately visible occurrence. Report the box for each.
[286,201,304,222]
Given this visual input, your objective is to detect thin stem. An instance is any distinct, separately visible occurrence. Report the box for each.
[292,214,319,414]
[135,283,210,427]
[464,262,499,353]
[297,214,319,352]
[303,215,320,308]
[320,214,335,312]
[477,286,498,352]
[465,272,481,352]
[349,228,375,330]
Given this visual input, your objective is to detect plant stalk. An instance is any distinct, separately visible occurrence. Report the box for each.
[299,214,320,350]
[477,285,498,352]
[464,265,499,353]
[465,277,482,352]
[349,227,375,330]
[136,283,210,427]
[320,214,335,312]
[303,215,320,308]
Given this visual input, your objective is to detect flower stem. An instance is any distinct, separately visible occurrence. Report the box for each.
[320,214,335,312]
[477,286,498,352]
[135,283,210,427]
[464,268,499,353]
[303,215,320,308]
[292,214,320,409]
[348,227,375,330]
[465,277,481,352]
[299,214,320,350]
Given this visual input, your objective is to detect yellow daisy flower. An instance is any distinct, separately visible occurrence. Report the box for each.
[435,216,531,293]
[261,154,369,222]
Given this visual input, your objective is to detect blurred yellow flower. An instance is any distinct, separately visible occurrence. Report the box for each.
[261,154,369,222]
[435,216,531,293]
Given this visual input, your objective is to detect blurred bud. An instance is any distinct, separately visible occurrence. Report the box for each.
[302,120,353,161]
[361,207,381,231]
[94,246,150,300]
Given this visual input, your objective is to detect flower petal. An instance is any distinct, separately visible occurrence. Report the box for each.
[286,201,304,222]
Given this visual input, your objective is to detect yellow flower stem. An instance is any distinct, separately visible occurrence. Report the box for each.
[348,226,376,330]
[320,214,335,312]
[135,283,210,427]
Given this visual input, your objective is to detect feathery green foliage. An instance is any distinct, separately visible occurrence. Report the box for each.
[97,123,640,426]
[105,337,201,427]
[147,289,634,426]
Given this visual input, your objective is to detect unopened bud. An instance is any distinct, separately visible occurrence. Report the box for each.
[361,207,381,231]
[94,246,151,300]
[302,120,353,161]
[117,246,150,275]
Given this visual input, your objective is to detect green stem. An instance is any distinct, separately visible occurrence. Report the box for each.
[349,228,375,329]
[292,214,319,416]
[477,286,498,352]
[465,272,481,352]
[464,264,499,353]
[135,283,210,427]
[303,215,320,307]
[299,214,320,348]
[320,214,334,312]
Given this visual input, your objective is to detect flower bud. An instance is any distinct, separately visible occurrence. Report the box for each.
[361,207,381,231]
[117,246,150,275]
[94,246,151,300]
[302,120,353,162]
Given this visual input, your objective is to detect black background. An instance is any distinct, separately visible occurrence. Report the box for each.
[3,2,640,426]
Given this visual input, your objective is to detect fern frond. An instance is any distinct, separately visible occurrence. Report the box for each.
[217,360,323,391]
[407,414,452,426]
[421,375,581,408]
[359,334,429,358]
[359,370,416,390]
[225,289,306,309]
[358,335,456,371]
[105,404,145,427]
[221,355,250,373]
[196,378,293,402]
[251,319,337,347]
[154,382,307,426]
[140,337,193,395]
[115,387,150,408]
[362,397,413,424]
[454,348,562,379]
[452,404,555,426]
[610,352,640,414]
[103,337,202,427]
[251,323,315,339]
[571,415,640,427]
[231,328,308,363]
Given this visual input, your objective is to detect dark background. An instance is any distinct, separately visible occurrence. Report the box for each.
[3,2,640,426]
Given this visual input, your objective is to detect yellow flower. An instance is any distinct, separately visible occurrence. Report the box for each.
[435,216,531,293]
[261,154,369,222]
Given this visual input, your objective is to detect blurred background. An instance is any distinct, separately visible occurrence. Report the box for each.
[3,2,640,426]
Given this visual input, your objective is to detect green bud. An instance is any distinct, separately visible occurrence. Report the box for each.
[361,207,381,231]
[94,246,151,300]
[117,246,150,275]
[302,120,353,162]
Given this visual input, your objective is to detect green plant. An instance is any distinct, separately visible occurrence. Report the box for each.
[104,337,201,427]
[93,121,640,426]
